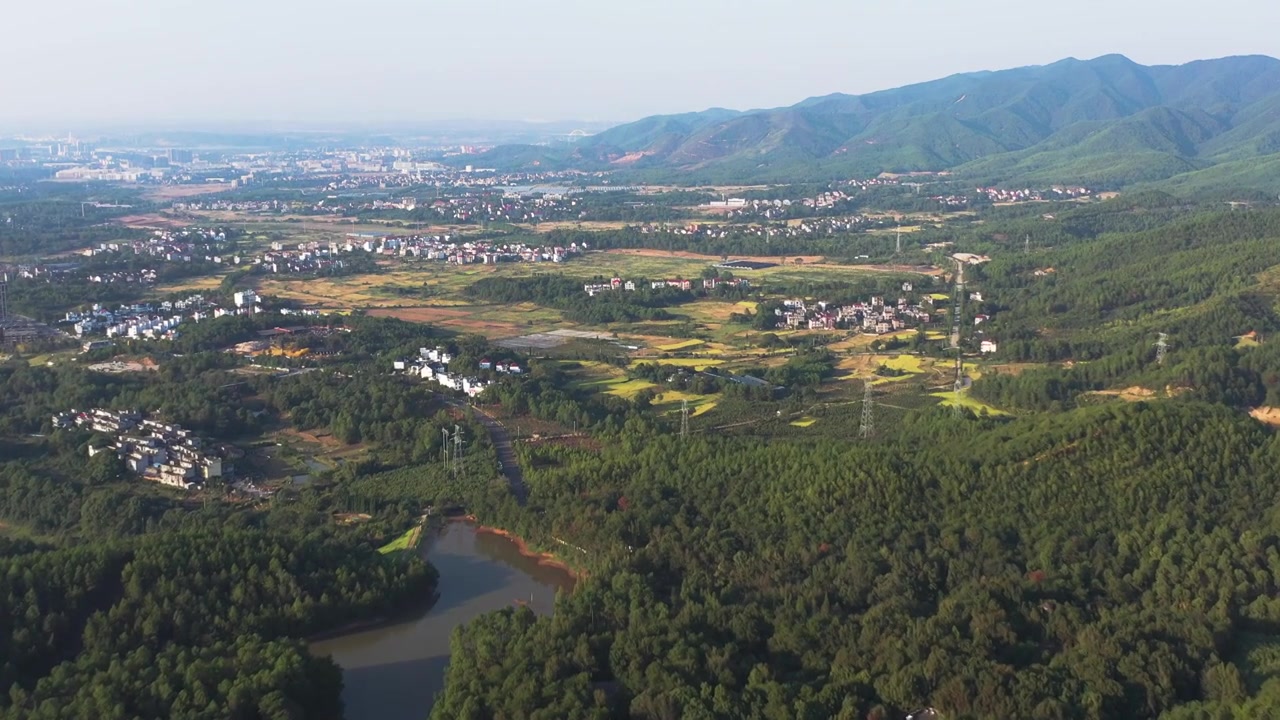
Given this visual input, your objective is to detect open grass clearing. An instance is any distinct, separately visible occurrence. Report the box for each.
[932,389,1009,416]
[378,525,422,555]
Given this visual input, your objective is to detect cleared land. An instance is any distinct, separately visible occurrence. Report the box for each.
[140,184,238,201]
[378,525,423,555]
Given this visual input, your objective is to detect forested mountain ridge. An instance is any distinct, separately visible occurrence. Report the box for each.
[471,54,1280,188]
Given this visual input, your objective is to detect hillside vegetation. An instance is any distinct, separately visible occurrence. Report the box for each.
[470,54,1280,190]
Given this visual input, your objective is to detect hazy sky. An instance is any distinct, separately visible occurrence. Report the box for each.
[3,0,1278,130]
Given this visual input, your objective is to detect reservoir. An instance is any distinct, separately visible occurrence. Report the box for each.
[311,521,576,720]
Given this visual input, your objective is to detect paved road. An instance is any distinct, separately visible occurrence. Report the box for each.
[471,408,528,506]
[440,396,528,505]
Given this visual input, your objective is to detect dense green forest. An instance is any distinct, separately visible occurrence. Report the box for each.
[0,526,434,719]
[0,186,150,257]
[962,206,1280,411]
[0,311,510,719]
[11,185,1280,720]
[432,402,1280,719]
[424,200,1280,718]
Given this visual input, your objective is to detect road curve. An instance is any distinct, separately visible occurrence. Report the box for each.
[470,407,528,506]
[439,395,528,505]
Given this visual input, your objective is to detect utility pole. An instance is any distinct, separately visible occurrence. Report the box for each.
[859,379,874,439]
[895,222,902,255]
[1156,333,1169,365]
[0,271,9,325]
[1024,234,1030,255]
[442,425,453,471]
[680,399,690,440]
[452,425,464,477]
[953,354,965,418]
[951,257,967,417]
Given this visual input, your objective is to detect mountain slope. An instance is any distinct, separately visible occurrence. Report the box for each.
[473,54,1280,189]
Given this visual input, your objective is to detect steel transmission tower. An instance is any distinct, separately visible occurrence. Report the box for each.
[680,399,690,440]
[442,428,451,468]
[452,425,464,476]
[1156,333,1169,365]
[859,379,874,439]
[953,355,965,417]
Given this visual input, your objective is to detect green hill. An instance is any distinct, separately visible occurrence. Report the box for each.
[470,54,1280,190]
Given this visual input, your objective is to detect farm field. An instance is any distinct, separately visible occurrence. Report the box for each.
[198,246,1001,421]
[155,275,229,294]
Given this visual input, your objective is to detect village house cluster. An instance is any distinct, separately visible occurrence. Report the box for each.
[975,186,1094,203]
[710,178,907,220]
[582,276,748,296]
[247,234,586,275]
[64,294,224,341]
[83,227,228,261]
[776,289,934,333]
[634,217,871,241]
[395,346,523,399]
[53,409,223,491]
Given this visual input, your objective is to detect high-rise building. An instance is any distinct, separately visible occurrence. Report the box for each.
[167,149,194,164]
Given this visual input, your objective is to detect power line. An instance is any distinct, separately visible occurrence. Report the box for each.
[859,379,874,439]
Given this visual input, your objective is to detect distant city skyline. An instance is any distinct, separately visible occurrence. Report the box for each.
[2,0,1277,132]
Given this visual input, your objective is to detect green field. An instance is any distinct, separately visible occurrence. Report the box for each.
[378,525,423,555]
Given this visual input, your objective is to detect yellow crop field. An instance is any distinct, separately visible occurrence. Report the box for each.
[880,355,927,373]
[631,358,724,370]
[657,339,705,351]
[654,391,721,417]
[591,378,657,398]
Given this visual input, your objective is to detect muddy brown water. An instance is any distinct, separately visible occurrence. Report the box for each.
[311,521,575,720]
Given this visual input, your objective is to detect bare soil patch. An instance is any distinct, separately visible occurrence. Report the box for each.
[369,306,472,321]
[605,248,826,264]
[1089,386,1157,402]
[115,213,190,229]
[141,184,237,201]
[1250,407,1280,426]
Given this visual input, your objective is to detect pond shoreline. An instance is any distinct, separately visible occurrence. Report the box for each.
[461,516,586,581]
[309,520,576,720]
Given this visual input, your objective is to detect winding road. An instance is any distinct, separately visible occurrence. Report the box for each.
[470,407,528,506]
[439,395,528,505]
